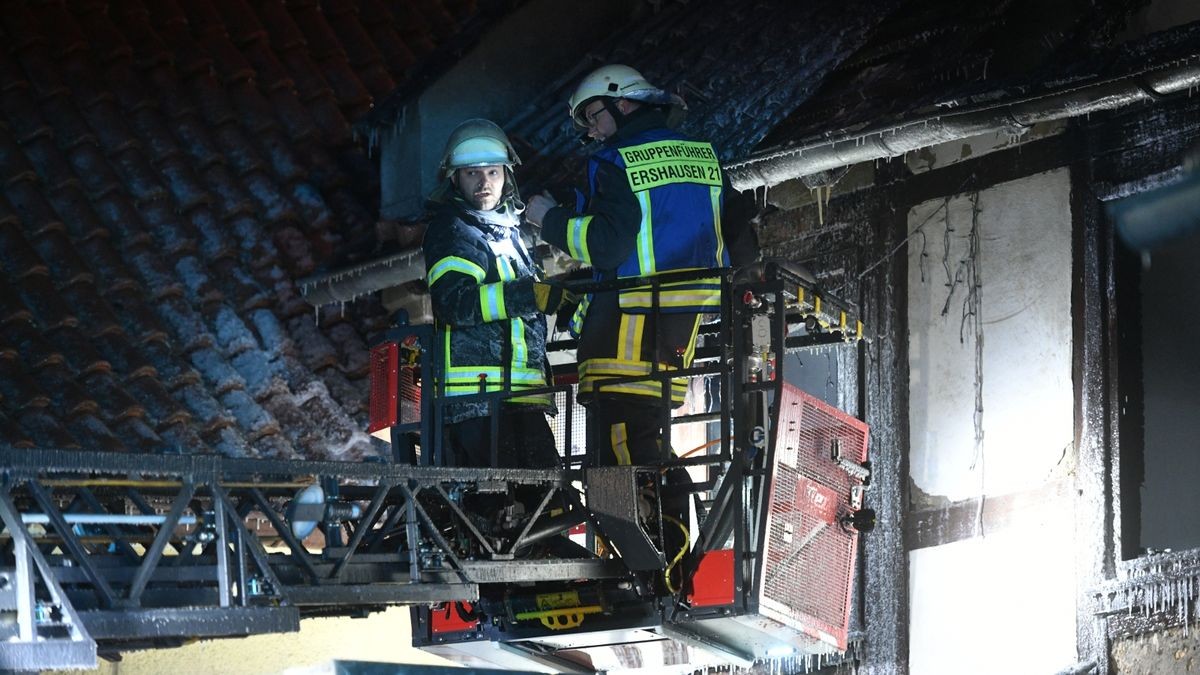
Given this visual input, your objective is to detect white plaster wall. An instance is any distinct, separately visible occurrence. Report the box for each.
[908,169,1074,500]
[908,512,1078,675]
[906,169,1077,673]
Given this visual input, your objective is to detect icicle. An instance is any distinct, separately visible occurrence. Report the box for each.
[314,304,320,325]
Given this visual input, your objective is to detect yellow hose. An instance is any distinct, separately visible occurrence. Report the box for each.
[662,514,690,594]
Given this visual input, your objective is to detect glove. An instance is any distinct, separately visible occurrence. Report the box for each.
[533,282,576,314]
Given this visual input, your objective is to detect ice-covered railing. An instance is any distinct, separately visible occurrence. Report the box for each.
[1097,548,1200,638]
[297,248,426,307]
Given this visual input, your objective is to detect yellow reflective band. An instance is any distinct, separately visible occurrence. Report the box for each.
[508,394,553,406]
[585,379,687,396]
[444,365,545,383]
[567,216,593,263]
[619,140,722,192]
[633,315,645,361]
[579,359,671,377]
[618,314,643,363]
[635,191,655,275]
[584,378,688,403]
[569,294,590,337]
[840,311,847,330]
[814,295,822,313]
[711,185,725,266]
[617,273,721,310]
[578,358,689,403]
[611,423,631,466]
[442,362,548,396]
[497,256,516,282]
[429,256,485,286]
[479,282,507,322]
[682,314,701,366]
[511,316,527,368]
[619,277,723,311]
[444,385,551,398]
[619,290,722,310]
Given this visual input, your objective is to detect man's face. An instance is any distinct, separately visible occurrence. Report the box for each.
[453,165,506,210]
[582,99,618,142]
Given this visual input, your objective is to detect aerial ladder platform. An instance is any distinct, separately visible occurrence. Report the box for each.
[0,263,872,673]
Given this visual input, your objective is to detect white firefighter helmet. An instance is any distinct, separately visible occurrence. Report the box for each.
[567,64,685,127]
[439,119,521,177]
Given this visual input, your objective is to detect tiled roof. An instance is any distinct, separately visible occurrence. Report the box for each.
[488,0,1152,194]
[0,0,493,460]
[4,0,1176,461]
[503,0,903,192]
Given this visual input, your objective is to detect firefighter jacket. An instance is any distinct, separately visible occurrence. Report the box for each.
[541,108,730,405]
[423,197,551,424]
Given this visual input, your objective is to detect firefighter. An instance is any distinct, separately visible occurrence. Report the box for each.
[422,119,573,471]
[526,64,741,471]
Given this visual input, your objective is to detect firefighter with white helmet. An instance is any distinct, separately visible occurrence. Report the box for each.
[422,119,571,470]
[525,65,753,563]
[565,64,687,132]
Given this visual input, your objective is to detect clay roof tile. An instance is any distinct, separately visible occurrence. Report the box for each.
[21,137,76,193]
[357,1,416,75]
[0,314,63,374]
[291,3,345,61]
[0,0,498,460]
[199,164,258,221]
[0,86,53,146]
[0,218,50,279]
[0,409,35,448]
[157,421,213,454]
[66,414,131,453]
[109,4,173,69]
[64,144,124,201]
[27,227,94,289]
[68,3,135,65]
[158,157,214,214]
[110,416,165,453]
[15,407,83,449]
[240,37,296,92]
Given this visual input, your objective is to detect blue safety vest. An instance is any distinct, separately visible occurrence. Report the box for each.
[565,128,729,335]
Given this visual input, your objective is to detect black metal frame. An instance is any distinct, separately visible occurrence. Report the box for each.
[406,264,866,663]
[0,264,863,672]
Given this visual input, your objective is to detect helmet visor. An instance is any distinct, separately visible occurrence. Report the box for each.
[447,137,512,171]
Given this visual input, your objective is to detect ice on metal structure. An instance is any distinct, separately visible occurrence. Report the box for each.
[1099,549,1200,637]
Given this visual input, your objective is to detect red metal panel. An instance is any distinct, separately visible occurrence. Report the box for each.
[368,340,423,440]
[431,602,479,634]
[688,549,735,608]
[759,382,869,652]
[367,341,398,436]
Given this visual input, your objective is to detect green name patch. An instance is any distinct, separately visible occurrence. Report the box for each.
[619,140,722,192]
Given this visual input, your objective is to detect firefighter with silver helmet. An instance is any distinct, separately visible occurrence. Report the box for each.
[422,119,571,470]
[526,64,751,493]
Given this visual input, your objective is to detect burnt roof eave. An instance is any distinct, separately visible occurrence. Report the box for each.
[298,247,425,306]
[727,54,1200,191]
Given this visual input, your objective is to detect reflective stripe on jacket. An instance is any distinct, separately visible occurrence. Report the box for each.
[583,128,728,314]
[541,111,730,405]
[422,201,551,423]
